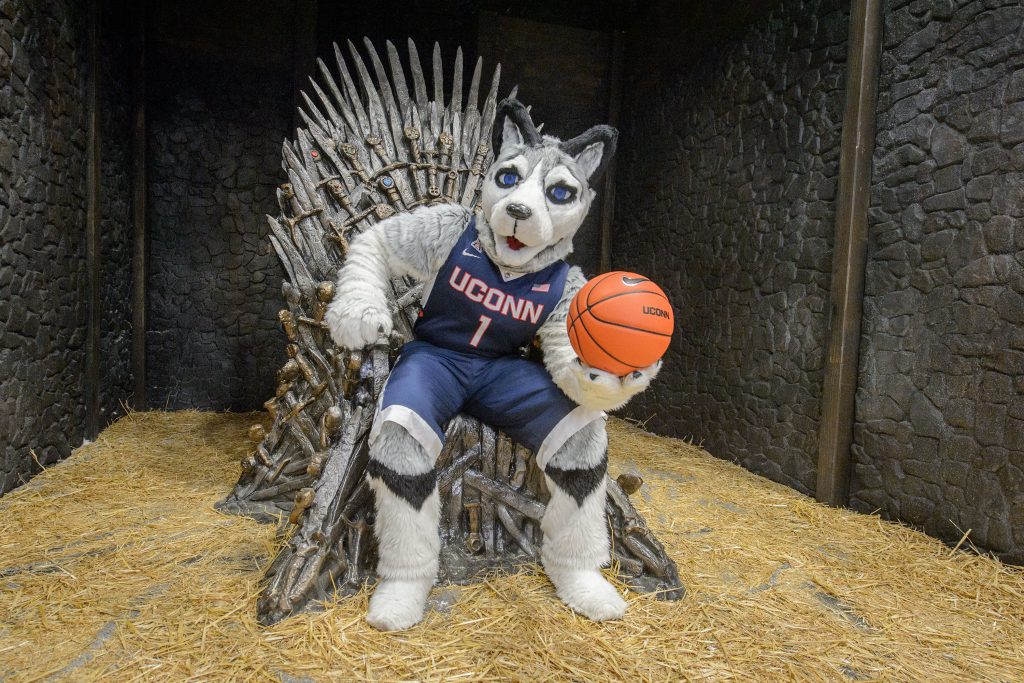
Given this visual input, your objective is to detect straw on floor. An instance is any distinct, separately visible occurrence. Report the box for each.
[1,410,1022,682]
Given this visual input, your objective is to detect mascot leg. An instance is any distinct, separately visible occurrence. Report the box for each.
[365,421,440,631]
[540,419,627,621]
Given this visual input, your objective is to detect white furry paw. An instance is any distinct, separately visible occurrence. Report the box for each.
[324,297,393,349]
[568,359,662,412]
[547,568,627,622]
[366,578,433,631]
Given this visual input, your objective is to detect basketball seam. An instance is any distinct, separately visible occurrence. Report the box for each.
[583,292,674,338]
[584,271,620,308]
[568,291,583,328]
[576,307,641,372]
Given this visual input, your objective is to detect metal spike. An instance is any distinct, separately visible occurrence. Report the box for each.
[316,58,361,136]
[429,43,444,138]
[300,91,331,132]
[460,63,501,206]
[432,42,444,111]
[461,58,484,167]
[408,103,428,199]
[308,77,343,130]
[408,39,429,119]
[450,109,463,191]
[466,57,482,117]
[334,42,370,135]
[386,40,412,122]
[363,38,400,119]
[349,40,389,138]
[450,47,463,114]
[461,111,479,165]
[366,40,409,165]
[478,63,502,150]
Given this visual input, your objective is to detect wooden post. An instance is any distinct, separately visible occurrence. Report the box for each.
[131,1,147,409]
[815,0,882,507]
[598,30,624,274]
[85,0,101,439]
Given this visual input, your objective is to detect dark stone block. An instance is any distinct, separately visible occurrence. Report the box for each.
[909,392,946,438]
[930,124,966,167]
[999,101,1024,145]
[965,176,994,201]
[976,403,1007,447]
[983,216,1015,253]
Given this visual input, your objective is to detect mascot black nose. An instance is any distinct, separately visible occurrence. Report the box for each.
[505,203,532,220]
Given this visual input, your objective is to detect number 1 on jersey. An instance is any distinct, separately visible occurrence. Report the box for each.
[469,314,492,348]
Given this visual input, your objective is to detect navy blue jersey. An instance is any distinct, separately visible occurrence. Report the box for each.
[414,218,569,357]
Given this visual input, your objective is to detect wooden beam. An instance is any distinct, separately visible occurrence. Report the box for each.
[815,0,882,507]
[598,29,624,274]
[85,0,101,439]
[131,1,147,409]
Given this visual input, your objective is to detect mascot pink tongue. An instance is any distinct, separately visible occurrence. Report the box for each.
[325,98,663,631]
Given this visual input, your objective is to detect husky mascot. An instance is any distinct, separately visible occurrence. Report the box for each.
[325,99,661,631]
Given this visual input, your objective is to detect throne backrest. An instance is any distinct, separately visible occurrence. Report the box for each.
[270,39,505,344]
[228,39,507,516]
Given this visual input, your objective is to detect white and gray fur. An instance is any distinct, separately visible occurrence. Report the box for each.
[325,98,659,631]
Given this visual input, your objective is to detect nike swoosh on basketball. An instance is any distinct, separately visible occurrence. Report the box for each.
[621,276,647,286]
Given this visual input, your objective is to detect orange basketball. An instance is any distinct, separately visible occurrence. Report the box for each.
[567,271,674,377]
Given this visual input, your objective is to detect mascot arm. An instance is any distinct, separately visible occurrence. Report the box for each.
[326,203,471,349]
[538,267,661,412]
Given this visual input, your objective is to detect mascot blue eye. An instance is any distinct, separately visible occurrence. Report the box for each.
[546,184,576,204]
[496,169,520,188]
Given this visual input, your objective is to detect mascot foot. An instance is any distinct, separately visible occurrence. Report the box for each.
[366,578,433,631]
[546,568,627,622]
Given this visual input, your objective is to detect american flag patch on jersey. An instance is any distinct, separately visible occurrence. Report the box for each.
[531,283,550,293]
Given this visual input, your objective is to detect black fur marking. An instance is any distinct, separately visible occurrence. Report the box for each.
[545,453,608,506]
[367,460,437,510]
[559,125,619,181]
[494,98,542,151]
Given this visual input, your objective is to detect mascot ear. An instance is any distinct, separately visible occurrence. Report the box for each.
[501,115,524,149]
[493,98,542,154]
[574,142,605,180]
[560,125,619,181]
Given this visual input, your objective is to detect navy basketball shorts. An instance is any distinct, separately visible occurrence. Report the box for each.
[369,340,605,469]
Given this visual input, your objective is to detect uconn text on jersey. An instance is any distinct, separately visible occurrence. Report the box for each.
[447,265,546,324]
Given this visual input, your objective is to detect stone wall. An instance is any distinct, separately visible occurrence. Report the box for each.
[0,0,89,492]
[614,0,849,494]
[851,0,1024,562]
[144,2,292,411]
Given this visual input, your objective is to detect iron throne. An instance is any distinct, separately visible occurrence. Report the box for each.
[217,38,683,625]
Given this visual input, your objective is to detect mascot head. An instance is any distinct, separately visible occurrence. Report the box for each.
[476,98,618,273]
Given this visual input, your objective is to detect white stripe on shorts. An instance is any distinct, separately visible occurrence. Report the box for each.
[534,405,606,471]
